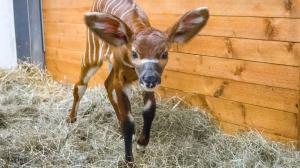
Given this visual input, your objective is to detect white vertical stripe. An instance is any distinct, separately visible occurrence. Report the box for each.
[111,0,123,15]
[81,54,86,67]
[120,3,135,19]
[104,46,111,60]
[102,0,110,12]
[97,0,104,11]
[92,32,96,64]
[92,0,97,11]
[87,29,91,65]
[113,0,125,15]
[108,0,118,13]
[98,41,104,65]
[104,0,115,12]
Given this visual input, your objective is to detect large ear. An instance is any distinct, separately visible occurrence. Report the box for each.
[84,12,133,46]
[167,7,209,43]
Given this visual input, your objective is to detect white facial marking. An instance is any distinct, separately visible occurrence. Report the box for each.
[83,67,98,84]
[140,59,159,64]
[112,89,117,103]
[132,134,136,142]
[77,85,87,99]
[143,100,152,111]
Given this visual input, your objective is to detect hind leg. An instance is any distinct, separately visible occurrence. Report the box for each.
[104,69,121,122]
[66,66,99,123]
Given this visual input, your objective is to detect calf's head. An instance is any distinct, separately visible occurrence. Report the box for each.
[85,7,209,91]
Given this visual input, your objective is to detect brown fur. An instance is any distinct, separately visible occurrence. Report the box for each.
[66,0,209,164]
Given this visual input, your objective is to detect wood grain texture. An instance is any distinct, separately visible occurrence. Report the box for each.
[158,87,298,140]
[149,14,300,42]
[43,7,300,42]
[45,34,300,90]
[161,70,298,113]
[135,0,300,18]
[218,121,297,145]
[43,0,300,143]
[179,36,300,66]
[45,34,300,66]
[298,65,300,148]
[43,0,300,18]
[46,56,109,86]
[167,52,299,90]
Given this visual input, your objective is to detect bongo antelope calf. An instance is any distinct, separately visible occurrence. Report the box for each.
[66,0,209,163]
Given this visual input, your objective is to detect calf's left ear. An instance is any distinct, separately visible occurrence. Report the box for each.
[167,7,209,43]
[85,12,133,46]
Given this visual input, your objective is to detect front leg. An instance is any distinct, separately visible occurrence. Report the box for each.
[137,92,156,152]
[115,86,135,163]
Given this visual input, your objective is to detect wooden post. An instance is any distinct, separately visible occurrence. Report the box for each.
[298,63,300,149]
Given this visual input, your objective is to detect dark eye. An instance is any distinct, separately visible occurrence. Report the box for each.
[161,51,168,59]
[132,51,138,59]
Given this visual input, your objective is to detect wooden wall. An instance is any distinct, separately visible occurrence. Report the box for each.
[43,0,300,145]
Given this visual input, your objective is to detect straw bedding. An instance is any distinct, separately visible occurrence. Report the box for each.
[0,64,299,167]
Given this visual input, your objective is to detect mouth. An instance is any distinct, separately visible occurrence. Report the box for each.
[140,82,159,92]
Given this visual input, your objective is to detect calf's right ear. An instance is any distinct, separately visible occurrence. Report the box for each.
[84,12,133,47]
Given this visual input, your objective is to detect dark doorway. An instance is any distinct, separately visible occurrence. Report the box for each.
[13,0,45,68]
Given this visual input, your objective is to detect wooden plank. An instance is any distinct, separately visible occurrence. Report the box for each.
[45,34,177,53]
[45,35,85,52]
[45,47,298,113]
[179,36,300,66]
[43,9,300,42]
[136,0,300,18]
[208,97,298,139]
[43,0,92,10]
[218,121,297,145]
[45,46,299,90]
[298,64,300,149]
[44,23,86,38]
[43,0,300,18]
[46,57,109,86]
[161,70,298,113]
[43,8,87,24]
[157,87,298,139]
[149,14,300,42]
[167,52,299,90]
[45,34,300,66]
[45,47,110,70]
[43,7,300,67]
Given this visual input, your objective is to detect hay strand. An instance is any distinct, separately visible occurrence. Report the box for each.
[0,64,299,167]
